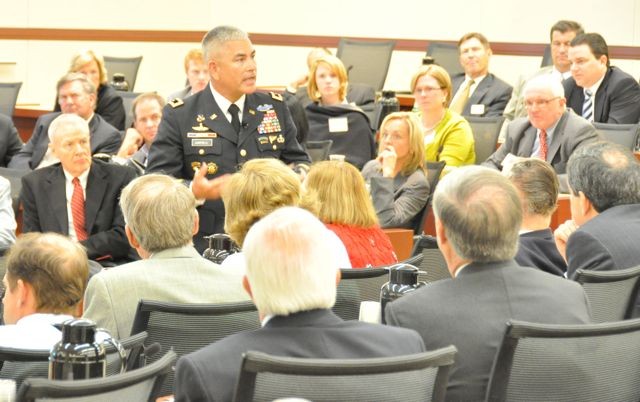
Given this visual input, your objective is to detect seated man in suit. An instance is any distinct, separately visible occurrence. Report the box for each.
[0,114,22,167]
[507,158,566,276]
[168,48,209,101]
[20,114,137,265]
[385,165,592,402]
[564,33,640,124]
[483,74,599,174]
[9,73,122,170]
[449,32,513,117]
[175,206,426,402]
[0,232,88,349]
[114,92,165,173]
[83,173,249,339]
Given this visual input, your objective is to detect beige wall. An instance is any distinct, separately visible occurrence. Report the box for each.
[1,0,639,108]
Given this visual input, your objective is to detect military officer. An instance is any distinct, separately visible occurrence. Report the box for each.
[147,26,310,252]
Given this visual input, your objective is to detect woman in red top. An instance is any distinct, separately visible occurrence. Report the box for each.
[302,161,397,268]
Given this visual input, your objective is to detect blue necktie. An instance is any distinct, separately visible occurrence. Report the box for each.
[582,89,593,122]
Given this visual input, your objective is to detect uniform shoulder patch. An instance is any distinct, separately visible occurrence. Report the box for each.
[169,98,184,108]
[270,91,283,102]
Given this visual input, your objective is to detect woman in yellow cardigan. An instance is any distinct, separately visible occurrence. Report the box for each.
[411,64,475,173]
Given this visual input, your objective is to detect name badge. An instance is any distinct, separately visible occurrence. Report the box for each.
[328,117,349,133]
[192,139,213,147]
[470,104,485,115]
[187,132,217,138]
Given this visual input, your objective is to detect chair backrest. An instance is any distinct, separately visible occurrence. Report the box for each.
[333,268,389,321]
[233,346,457,402]
[17,349,175,402]
[593,122,640,151]
[305,139,333,162]
[574,264,640,323]
[540,44,552,68]
[103,56,143,91]
[411,235,451,283]
[413,161,446,235]
[485,319,640,402]
[426,42,463,77]
[117,90,141,129]
[336,39,395,91]
[467,116,505,164]
[0,167,29,217]
[0,83,22,117]
[129,300,260,396]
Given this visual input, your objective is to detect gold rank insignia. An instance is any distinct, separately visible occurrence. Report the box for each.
[270,91,283,102]
[207,162,218,175]
[191,161,201,172]
[248,109,256,115]
[192,114,210,132]
[169,98,184,108]
[209,113,217,120]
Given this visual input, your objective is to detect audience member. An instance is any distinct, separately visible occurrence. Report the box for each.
[20,114,137,265]
[304,55,375,169]
[503,20,584,126]
[484,74,599,173]
[175,207,426,402]
[0,177,16,252]
[507,158,566,276]
[0,114,22,167]
[222,158,350,272]
[564,33,640,123]
[385,165,591,401]
[361,112,430,229]
[168,48,209,101]
[115,92,165,172]
[0,232,88,349]
[9,73,122,170]
[147,25,310,252]
[449,32,512,117]
[303,160,396,267]
[83,174,248,338]
[409,64,475,170]
[54,50,126,130]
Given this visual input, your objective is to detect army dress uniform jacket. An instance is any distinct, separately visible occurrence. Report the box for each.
[147,88,310,252]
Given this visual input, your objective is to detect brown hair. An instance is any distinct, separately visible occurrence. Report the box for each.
[507,158,559,217]
[410,64,453,105]
[68,50,108,85]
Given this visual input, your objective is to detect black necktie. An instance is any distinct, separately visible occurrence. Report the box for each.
[228,104,241,134]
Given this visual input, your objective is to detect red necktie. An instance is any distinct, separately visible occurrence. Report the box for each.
[71,177,88,241]
[539,130,548,161]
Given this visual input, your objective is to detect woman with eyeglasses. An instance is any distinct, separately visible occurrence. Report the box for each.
[411,64,475,173]
[361,112,430,229]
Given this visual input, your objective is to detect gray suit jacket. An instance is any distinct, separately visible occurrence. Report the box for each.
[450,73,513,117]
[385,260,592,402]
[83,246,249,339]
[175,309,426,402]
[483,109,600,173]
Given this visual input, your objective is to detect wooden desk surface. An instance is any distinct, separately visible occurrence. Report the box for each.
[383,228,413,261]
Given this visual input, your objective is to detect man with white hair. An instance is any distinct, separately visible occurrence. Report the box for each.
[20,113,136,265]
[483,74,599,173]
[175,206,426,402]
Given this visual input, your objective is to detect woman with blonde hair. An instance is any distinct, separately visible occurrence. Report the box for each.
[222,158,350,271]
[303,160,397,268]
[54,50,126,130]
[411,64,475,171]
[362,112,430,229]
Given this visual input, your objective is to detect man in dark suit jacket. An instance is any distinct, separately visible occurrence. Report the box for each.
[554,142,640,315]
[449,32,512,117]
[564,33,640,124]
[385,166,592,402]
[9,73,122,170]
[483,74,599,173]
[0,114,22,167]
[20,114,136,264]
[175,207,426,402]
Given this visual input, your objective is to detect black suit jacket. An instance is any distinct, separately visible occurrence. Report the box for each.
[450,73,513,117]
[0,114,22,167]
[175,309,426,402]
[20,159,137,262]
[9,113,122,170]
[516,228,567,276]
[564,66,640,124]
[385,260,592,402]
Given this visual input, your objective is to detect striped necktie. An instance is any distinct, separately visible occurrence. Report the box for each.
[582,89,593,122]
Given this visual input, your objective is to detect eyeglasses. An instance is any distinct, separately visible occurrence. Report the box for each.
[524,97,561,108]
[414,86,443,95]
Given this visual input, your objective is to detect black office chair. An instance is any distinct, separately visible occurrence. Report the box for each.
[0,167,26,220]
[574,264,640,322]
[103,56,143,92]
[129,300,260,396]
[305,139,333,163]
[540,44,552,68]
[333,268,389,321]
[234,346,457,402]
[0,82,22,117]
[426,42,463,77]
[413,160,446,235]
[17,349,175,402]
[336,39,395,91]
[592,122,640,151]
[485,318,640,402]
[411,235,451,283]
[467,116,505,164]
[117,90,142,129]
